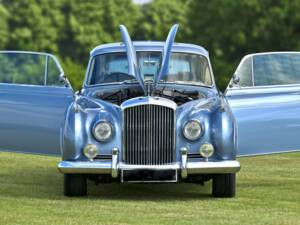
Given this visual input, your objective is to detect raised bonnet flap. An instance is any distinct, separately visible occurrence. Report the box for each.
[120,24,179,95]
[119,25,146,94]
[153,24,179,91]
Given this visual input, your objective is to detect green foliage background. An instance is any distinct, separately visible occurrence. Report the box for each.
[1,0,300,90]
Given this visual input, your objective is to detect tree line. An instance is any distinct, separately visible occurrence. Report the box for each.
[1,0,300,90]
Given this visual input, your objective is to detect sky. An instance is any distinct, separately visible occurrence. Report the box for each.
[133,0,152,5]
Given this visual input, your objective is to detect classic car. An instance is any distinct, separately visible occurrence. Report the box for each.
[0,25,299,197]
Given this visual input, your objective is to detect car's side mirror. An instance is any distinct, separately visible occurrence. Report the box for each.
[229,73,240,88]
[232,73,240,84]
[59,73,71,87]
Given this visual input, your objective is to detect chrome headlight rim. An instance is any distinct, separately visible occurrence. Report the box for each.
[92,120,113,142]
[182,119,203,141]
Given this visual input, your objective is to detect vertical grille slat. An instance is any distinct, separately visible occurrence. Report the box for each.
[123,104,175,165]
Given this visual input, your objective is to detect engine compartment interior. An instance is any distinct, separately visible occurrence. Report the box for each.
[94,84,206,106]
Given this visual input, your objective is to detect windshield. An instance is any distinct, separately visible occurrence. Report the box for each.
[88,51,213,86]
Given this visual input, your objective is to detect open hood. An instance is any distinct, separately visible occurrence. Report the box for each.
[153,24,179,91]
[120,24,179,95]
[119,25,146,94]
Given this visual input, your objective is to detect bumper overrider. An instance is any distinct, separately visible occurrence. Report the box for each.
[58,149,241,179]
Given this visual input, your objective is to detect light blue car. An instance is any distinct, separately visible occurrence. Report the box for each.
[0,25,299,197]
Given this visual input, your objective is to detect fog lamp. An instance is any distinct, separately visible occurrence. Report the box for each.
[83,144,98,160]
[199,143,214,159]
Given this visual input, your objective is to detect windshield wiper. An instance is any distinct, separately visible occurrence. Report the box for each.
[158,80,209,87]
[119,79,139,84]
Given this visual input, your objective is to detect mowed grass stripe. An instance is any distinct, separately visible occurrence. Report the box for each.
[0,152,299,225]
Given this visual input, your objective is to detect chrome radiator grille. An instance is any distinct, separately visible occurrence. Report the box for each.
[123,104,175,165]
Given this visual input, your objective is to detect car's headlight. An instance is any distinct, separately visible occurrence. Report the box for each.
[182,120,203,140]
[93,121,113,142]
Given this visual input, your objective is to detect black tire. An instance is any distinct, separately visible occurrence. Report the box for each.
[212,173,236,198]
[64,174,87,197]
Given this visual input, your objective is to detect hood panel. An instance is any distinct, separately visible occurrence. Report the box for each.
[119,25,146,94]
[153,24,179,90]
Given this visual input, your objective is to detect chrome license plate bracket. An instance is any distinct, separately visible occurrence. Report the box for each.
[121,169,178,183]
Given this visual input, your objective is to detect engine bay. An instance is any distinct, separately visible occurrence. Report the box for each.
[94,84,206,106]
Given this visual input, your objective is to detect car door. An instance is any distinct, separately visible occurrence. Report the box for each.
[0,51,74,156]
[225,52,300,156]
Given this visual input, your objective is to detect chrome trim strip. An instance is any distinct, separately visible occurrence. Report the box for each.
[111,147,119,178]
[120,96,177,110]
[251,55,254,86]
[186,160,241,174]
[180,147,187,178]
[118,162,180,170]
[58,161,112,174]
[44,55,49,86]
[58,160,241,175]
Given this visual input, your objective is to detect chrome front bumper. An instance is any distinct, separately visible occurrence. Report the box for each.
[58,149,241,178]
[58,160,241,175]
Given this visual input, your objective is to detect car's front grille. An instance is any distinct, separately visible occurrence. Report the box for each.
[123,104,175,165]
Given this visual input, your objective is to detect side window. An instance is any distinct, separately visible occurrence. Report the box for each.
[46,57,63,86]
[236,56,253,87]
[253,53,300,86]
[0,52,64,87]
[0,52,45,85]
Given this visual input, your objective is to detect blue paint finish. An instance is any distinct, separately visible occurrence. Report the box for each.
[0,83,73,155]
[62,96,122,160]
[226,85,300,156]
[119,25,146,94]
[174,94,236,161]
[0,44,236,163]
[62,81,235,163]
[155,24,179,87]
[90,41,209,58]
[2,41,299,165]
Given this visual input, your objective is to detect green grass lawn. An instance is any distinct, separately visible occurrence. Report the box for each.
[0,152,299,225]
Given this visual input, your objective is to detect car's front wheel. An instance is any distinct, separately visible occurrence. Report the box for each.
[212,173,236,198]
[64,174,87,197]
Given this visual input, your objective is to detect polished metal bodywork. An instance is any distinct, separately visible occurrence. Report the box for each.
[226,83,300,156]
[122,98,176,165]
[0,51,73,155]
[2,28,300,183]
[226,52,300,156]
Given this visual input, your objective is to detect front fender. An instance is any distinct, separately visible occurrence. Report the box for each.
[212,96,237,160]
[62,97,122,161]
[176,96,236,161]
